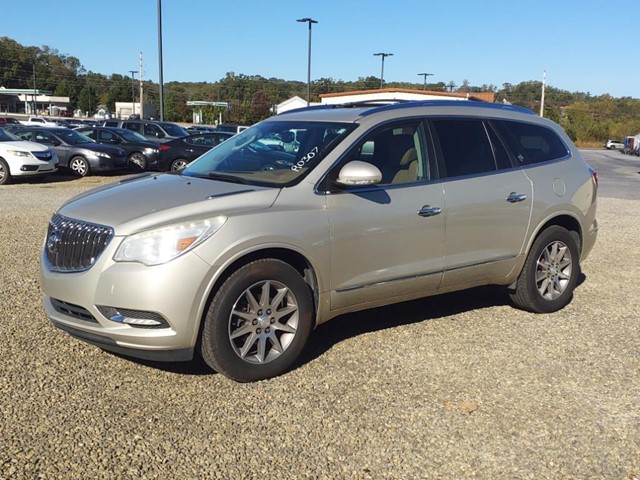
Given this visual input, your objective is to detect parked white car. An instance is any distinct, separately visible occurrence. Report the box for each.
[0,128,59,185]
[20,117,59,127]
[605,139,624,150]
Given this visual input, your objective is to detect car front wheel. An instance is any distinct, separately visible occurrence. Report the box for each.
[128,152,147,171]
[69,156,89,177]
[170,158,188,171]
[0,158,12,185]
[510,226,580,313]
[200,259,314,382]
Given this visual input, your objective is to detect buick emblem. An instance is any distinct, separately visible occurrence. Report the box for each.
[47,228,62,255]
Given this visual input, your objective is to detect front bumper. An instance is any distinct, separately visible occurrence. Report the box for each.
[40,240,216,362]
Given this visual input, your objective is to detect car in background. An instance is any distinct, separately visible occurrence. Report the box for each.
[157,131,233,171]
[102,119,189,143]
[13,127,127,177]
[20,117,59,127]
[0,117,21,127]
[605,139,624,150]
[75,126,160,171]
[0,127,58,185]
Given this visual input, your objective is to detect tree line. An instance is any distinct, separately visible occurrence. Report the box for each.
[1,36,639,146]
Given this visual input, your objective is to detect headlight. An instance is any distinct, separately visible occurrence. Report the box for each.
[144,147,159,154]
[7,150,31,158]
[113,217,226,266]
[94,151,110,158]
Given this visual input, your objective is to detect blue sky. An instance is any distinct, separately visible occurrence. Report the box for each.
[0,0,634,97]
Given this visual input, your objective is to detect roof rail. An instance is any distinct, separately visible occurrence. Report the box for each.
[277,99,535,117]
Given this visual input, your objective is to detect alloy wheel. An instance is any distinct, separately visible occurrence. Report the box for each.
[535,240,572,300]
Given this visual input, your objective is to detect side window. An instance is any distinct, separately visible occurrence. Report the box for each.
[496,121,569,165]
[144,124,162,136]
[343,121,428,186]
[81,129,96,140]
[104,121,118,127]
[34,131,55,144]
[431,119,497,178]
[98,130,115,141]
[186,135,205,146]
[486,123,513,170]
[124,122,141,133]
[14,131,32,141]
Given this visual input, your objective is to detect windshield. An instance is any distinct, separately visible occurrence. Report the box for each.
[59,129,95,145]
[0,128,19,142]
[182,120,352,186]
[159,122,189,137]
[118,129,147,142]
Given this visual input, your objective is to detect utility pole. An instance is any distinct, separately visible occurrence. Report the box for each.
[139,52,144,119]
[540,70,546,117]
[129,70,137,117]
[373,53,393,89]
[157,0,164,120]
[418,72,433,90]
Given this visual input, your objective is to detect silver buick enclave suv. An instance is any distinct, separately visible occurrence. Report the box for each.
[40,100,598,382]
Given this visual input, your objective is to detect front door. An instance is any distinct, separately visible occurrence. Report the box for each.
[326,121,446,310]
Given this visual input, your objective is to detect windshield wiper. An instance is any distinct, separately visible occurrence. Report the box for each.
[206,172,249,184]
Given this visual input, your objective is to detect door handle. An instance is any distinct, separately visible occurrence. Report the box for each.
[418,205,442,217]
[506,192,527,203]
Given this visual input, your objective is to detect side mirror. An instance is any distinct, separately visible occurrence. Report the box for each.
[336,161,382,187]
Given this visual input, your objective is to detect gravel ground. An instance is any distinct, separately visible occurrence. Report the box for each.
[1,158,639,479]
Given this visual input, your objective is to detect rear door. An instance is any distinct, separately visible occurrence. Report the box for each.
[429,118,533,288]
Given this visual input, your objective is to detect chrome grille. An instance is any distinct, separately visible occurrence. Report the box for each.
[45,214,114,272]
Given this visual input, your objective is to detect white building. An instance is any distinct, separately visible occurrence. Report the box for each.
[319,87,496,105]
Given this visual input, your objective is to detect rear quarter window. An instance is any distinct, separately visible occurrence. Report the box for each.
[496,121,569,165]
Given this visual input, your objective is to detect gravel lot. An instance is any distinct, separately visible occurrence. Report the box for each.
[1,152,639,479]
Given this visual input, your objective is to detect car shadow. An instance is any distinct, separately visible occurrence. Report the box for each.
[114,273,588,377]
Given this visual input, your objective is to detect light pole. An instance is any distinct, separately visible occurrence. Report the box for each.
[373,53,393,89]
[129,70,137,118]
[157,0,164,120]
[418,72,433,90]
[297,17,317,107]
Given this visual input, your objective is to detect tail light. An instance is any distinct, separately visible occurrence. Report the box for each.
[158,144,171,151]
[589,167,598,187]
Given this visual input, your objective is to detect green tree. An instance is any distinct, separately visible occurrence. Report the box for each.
[77,84,98,116]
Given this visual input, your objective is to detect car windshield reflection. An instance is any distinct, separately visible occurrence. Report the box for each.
[181,120,351,186]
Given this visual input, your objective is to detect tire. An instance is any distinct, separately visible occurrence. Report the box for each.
[69,156,89,177]
[128,152,147,171]
[510,226,580,313]
[200,259,314,382]
[170,158,188,171]
[0,158,12,185]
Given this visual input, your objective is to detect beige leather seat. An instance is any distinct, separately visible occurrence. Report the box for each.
[391,147,418,184]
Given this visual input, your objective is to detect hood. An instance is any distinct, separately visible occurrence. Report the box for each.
[0,140,50,152]
[58,173,280,236]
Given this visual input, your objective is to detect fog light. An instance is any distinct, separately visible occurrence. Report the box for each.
[96,306,170,329]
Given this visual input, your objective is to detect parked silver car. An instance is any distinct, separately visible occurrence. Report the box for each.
[40,100,598,382]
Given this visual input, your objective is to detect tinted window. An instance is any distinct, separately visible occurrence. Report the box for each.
[431,119,496,178]
[123,122,141,133]
[104,121,119,127]
[98,130,117,142]
[144,123,163,136]
[77,128,96,140]
[496,121,569,165]
[486,123,512,170]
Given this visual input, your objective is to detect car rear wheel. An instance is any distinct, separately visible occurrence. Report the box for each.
[69,156,89,177]
[0,158,12,185]
[128,152,147,171]
[510,226,580,313]
[170,158,188,171]
[200,259,314,382]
